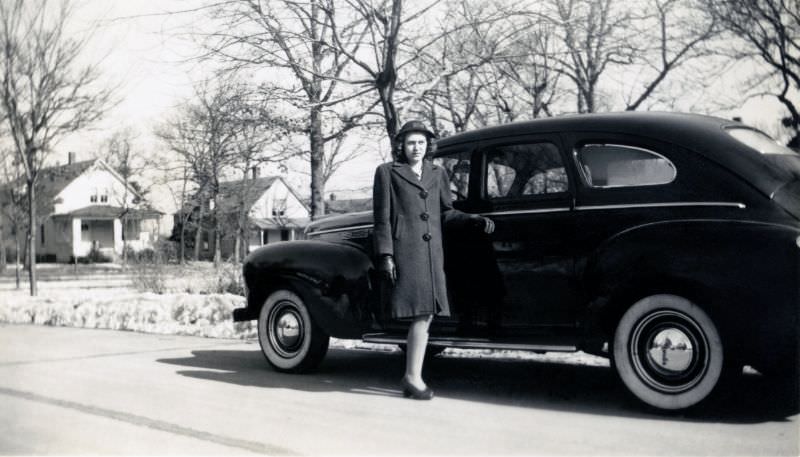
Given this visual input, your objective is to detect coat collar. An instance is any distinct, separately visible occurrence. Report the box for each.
[392,161,437,190]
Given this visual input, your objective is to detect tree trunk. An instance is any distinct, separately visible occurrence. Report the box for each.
[234,232,241,264]
[27,180,37,296]
[213,228,221,267]
[0,233,6,274]
[309,105,325,219]
[179,216,186,265]
[193,203,206,261]
[121,214,128,267]
[14,234,20,290]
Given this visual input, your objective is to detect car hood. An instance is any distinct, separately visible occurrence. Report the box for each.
[305,210,373,234]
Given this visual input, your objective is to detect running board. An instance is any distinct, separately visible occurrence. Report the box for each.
[361,333,577,353]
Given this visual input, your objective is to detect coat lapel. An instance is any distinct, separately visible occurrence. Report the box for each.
[420,161,437,191]
[391,162,425,190]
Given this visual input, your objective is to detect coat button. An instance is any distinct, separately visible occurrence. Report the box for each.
[422,233,432,241]
[420,212,429,221]
[419,190,428,199]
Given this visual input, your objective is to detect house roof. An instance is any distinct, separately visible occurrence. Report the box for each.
[0,159,97,213]
[215,175,310,214]
[217,176,279,214]
[53,205,162,219]
[1,158,152,216]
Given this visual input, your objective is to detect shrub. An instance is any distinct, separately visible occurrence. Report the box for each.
[215,261,244,295]
[87,246,112,263]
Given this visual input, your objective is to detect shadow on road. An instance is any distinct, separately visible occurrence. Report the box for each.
[157,347,798,424]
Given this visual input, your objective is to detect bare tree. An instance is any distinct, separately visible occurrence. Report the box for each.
[225,85,293,262]
[0,154,26,288]
[200,0,371,218]
[0,0,113,295]
[156,81,240,266]
[703,0,800,145]
[548,0,637,113]
[103,128,148,266]
[623,0,719,111]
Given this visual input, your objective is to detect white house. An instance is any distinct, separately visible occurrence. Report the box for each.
[1,156,165,262]
[184,170,310,259]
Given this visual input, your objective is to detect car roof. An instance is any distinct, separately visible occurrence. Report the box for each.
[437,111,795,197]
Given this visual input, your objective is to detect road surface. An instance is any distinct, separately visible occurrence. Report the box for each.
[0,324,797,455]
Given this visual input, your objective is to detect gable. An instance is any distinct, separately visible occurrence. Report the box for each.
[54,161,145,215]
[249,179,309,220]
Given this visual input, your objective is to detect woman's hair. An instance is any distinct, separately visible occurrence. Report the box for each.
[393,132,437,163]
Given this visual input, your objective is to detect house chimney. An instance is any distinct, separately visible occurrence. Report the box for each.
[251,166,260,179]
[68,152,76,164]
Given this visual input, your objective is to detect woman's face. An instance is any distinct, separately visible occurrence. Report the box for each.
[403,132,427,165]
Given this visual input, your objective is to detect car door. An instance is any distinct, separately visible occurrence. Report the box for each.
[472,135,580,331]
[565,132,684,260]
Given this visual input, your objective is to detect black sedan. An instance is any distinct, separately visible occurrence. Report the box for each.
[236,112,799,411]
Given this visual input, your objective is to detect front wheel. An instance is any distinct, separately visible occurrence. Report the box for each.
[258,289,329,373]
[612,294,725,411]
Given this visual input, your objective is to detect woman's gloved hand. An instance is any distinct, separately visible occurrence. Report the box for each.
[378,254,397,285]
[471,215,495,234]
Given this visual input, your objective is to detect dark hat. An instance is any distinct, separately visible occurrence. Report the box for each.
[395,120,436,141]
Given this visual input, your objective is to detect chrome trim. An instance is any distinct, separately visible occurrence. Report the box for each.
[309,223,374,236]
[482,207,572,217]
[362,334,576,352]
[575,202,746,211]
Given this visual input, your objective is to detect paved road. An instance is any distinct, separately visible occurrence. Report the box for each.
[0,325,797,455]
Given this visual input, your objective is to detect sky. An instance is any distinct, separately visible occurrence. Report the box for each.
[54,0,799,211]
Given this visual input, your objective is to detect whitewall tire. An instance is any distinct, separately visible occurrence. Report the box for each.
[613,294,724,410]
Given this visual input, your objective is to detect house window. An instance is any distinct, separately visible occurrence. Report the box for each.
[90,193,97,203]
[40,224,45,245]
[280,229,290,241]
[100,193,108,203]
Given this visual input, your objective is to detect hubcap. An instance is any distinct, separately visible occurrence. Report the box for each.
[646,328,694,374]
[268,301,305,358]
[630,310,709,394]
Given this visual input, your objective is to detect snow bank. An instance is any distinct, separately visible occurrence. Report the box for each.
[0,291,257,339]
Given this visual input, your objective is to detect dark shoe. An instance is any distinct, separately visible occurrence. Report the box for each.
[402,379,434,400]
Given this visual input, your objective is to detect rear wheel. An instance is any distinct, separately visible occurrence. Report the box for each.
[258,289,329,373]
[612,294,725,410]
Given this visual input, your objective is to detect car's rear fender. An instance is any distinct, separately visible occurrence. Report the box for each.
[582,219,800,364]
[239,240,376,338]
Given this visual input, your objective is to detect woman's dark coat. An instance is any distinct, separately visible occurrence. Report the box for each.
[373,160,473,318]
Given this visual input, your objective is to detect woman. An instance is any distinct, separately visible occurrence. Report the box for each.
[373,120,494,400]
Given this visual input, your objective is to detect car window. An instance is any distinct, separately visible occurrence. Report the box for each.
[484,142,568,199]
[434,151,471,201]
[576,144,676,188]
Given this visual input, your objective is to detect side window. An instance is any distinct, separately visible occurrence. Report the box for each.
[576,144,676,188]
[434,151,471,201]
[484,142,567,199]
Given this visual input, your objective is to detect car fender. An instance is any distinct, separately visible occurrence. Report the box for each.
[240,240,376,338]
[582,219,800,361]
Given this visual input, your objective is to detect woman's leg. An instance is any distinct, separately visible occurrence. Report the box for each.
[404,314,434,389]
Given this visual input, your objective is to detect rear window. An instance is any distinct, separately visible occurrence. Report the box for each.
[576,144,676,188]
[727,128,799,155]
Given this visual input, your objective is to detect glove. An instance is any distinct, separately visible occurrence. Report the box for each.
[471,215,495,234]
[378,254,397,285]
